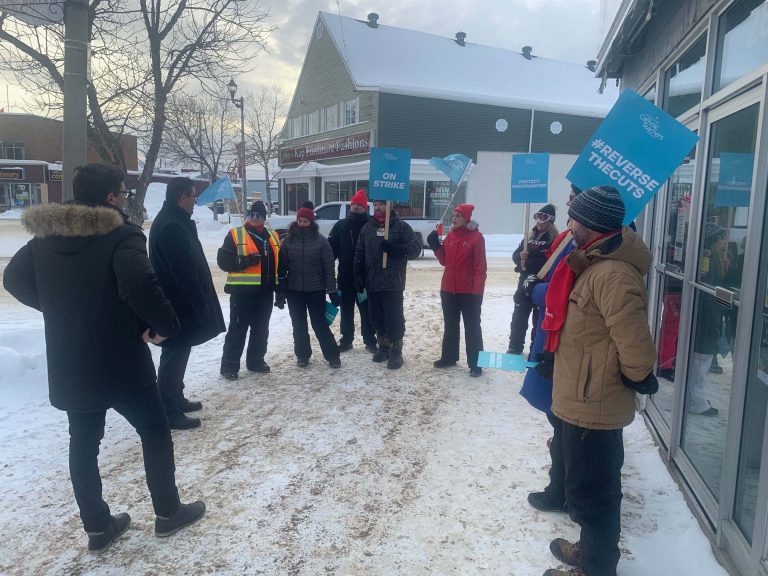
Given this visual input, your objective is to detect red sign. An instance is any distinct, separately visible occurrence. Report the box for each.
[280,131,372,164]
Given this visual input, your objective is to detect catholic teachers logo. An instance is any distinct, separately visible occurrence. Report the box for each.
[639,113,664,141]
[383,152,398,161]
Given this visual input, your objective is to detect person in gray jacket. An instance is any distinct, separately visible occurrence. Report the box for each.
[353,200,422,369]
[276,207,341,368]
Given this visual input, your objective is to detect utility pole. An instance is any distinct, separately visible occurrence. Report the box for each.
[227,78,247,216]
[62,0,89,201]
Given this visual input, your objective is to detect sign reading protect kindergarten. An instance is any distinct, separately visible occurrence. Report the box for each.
[368,147,412,203]
[567,90,699,224]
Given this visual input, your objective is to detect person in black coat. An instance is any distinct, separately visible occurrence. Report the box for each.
[353,200,422,369]
[3,163,205,553]
[149,177,225,429]
[507,204,558,354]
[217,200,281,379]
[276,208,341,367]
[328,189,377,353]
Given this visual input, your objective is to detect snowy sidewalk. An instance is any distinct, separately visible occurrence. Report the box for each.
[0,221,727,575]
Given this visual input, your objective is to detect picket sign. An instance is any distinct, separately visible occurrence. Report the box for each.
[477,351,538,372]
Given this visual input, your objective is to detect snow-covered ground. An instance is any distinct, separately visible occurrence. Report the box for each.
[0,217,728,576]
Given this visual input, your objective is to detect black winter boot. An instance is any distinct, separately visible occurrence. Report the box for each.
[372,336,390,363]
[387,339,403,370]
[155,500,206,537]
[87,512,131,553]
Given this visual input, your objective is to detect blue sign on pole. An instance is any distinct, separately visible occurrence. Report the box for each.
[369,147,412,203]
[716,152,753,207]
[511,153,549,204]
[567,90,699,224]
[196,175,236,205]
[429,153,472,184]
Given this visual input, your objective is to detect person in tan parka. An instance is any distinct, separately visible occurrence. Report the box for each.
[540,185,657,576]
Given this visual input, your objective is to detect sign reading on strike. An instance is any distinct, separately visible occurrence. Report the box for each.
[567,90,699,224]
[368,147,412,203]
[511,153,549,204]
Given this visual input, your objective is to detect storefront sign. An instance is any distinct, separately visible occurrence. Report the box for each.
[716,152,753,207]
[280,131,371,164]
[368,147,411,203]
[48,168,63,182]
[567,90,699,224]
[511,153,549,204]
[0,167,24,180]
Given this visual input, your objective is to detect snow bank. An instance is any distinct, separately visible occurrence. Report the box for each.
[0,209,24,220]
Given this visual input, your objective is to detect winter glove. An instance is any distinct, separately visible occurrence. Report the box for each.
[523,274,542,298]
[354,276,365,293]
[274,292,286,310]
[236,255,250,270]
[621,372,659,395]
[381,240,408,257]
[533,351,555,380]
[328,291,341,307]
[427,230,441,252]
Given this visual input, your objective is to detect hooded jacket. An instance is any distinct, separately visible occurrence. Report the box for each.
[3,204,180,412]
[434,221,487,295]
[551,227,656,430]
[278,222,336,293]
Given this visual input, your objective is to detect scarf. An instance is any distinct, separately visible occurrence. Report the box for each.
[542,231,617,352]
[373,211,386,226]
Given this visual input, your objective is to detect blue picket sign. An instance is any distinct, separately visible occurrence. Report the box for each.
[477,351,538,372]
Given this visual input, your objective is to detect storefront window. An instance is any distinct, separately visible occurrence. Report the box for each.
[338,181,354,202]
[286,182,309,213]
[426,180,451,220]
[663,146,696,274]
[0,183,10,208]
[715,0,768,91]
[355,180,369,195]
[664,36,706,118]
[392,181,425,218]
[653,275,685,426]
[324,181,340,202]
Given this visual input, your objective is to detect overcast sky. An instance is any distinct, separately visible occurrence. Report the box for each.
[1,0,622,113]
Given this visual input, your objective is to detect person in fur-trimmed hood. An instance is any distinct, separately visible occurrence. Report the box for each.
[2,163,205,554]
[427,204,487,377]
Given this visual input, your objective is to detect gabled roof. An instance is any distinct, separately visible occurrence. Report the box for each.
[319,11,618,118]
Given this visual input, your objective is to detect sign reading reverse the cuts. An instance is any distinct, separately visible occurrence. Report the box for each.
[511,153,549,204]
[369,147,412,203]
[567,90,699,224]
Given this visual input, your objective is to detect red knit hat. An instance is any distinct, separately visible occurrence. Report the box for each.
[350,189,368,209]
[296,207,315,222]
[454,203,475,220]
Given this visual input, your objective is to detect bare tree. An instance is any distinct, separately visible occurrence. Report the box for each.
[245,84,286,214]
[0,0,275,222]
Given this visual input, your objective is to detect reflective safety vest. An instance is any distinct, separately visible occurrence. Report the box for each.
[225,226,281,286]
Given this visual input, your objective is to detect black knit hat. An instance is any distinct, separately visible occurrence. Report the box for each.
[568,185,625,233]
[570,183,583,196]
[248,201,268,217]
[536,204,556,218]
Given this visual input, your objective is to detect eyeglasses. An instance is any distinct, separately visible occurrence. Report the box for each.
[534,214,552,223]
[119,188,137,199]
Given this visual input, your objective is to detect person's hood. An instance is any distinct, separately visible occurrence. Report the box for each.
[452,220,479,233]
[567,226,651,277]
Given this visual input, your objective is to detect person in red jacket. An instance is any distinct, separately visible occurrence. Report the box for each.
[427,204,487,376]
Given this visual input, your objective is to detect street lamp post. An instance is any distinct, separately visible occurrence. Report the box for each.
[227,78,247,216]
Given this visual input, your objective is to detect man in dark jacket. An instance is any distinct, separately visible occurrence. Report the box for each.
[328,189,377,353]
[353,199,422,369]
[149,177,225,429]
[217,200,281,379]
[3,163,205,554]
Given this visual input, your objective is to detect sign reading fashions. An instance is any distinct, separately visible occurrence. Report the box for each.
[567,89,699,224]
[368,147,412,203]
[0,167,24,180]
[429,153,472,184]
[279,131,371,164]
[716,152,753,207]
[511,153,549,204]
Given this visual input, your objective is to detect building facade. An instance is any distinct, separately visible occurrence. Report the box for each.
[278,12,619,232]
[598,1,768,573]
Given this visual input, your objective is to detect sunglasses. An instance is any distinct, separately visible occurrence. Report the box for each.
[247,211,265,219]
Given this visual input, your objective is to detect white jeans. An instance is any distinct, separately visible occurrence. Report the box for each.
[687,351,714,413]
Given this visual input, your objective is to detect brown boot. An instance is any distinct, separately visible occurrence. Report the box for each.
[549,538,581,566]
[372,336,390,363]
[387,339,403,369]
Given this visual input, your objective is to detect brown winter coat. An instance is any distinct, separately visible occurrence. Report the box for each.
[551,227,656,430]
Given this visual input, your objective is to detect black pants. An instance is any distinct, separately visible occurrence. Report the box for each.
[562,421,624,576]
[508,275,536,353]
[339,288,376,347]
[157,345,191,419]
[67,384,179,533]
[221,290,274,373]
[367,291,405,343]
[440,291,484,369]
[545,412,566,505]
[286,290,340,361]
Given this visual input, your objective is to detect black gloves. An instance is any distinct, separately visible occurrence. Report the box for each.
[237,254,259,270]
[354,276,365,293]
[427,230,441,252]
[533,351,554,380]
[381,240,408,257]
[328,291,341,307]
[621,372,659,395]
[523,274,542,298]
[274,292,286,310]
